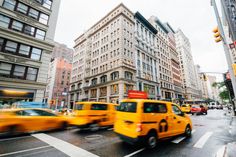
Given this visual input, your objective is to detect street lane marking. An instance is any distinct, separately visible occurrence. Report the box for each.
[216,145,226,157]
[0,135,32,142]
[171,129,196,144]
[32,133,99,157]
[0,145,51,157]
[193,132,213,148]
[124,148,145,157]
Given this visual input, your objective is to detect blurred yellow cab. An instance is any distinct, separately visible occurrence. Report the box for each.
[181,104,191,113]
[0,108,70,136]
[71,102,117,131]
[114,99,192,148]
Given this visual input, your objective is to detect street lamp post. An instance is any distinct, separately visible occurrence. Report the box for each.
[211,0,236,115]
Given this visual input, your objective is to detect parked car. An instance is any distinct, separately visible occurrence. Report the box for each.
[191,105,208,115]
[114,99,192,148]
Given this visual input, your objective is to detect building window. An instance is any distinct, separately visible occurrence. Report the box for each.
[111,71,119,80]
[5,41,18,53]
[39,13,49,25]
[90,89,97,98]
[91,78,97,85]
[26,67,38,81]
[100,75,107,83]
[111,84,118,95]
[13,65,26,79]
[19,44,30,56]
[42,0,52,9]
[0,62,12,77]
[29,8,39,20]
[11,20,23,32]
[0,38,4,51]
[3,0,16,11]
[99,87,107,97]
[24,25,36,36]
[35,29,46,40]
[31,48,42,60]
[124,71,133,80]
[0,14,10,28]
[16,3,28,14]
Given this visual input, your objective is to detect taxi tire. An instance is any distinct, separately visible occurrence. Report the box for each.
[6,125,17,136]
[184,125,191,138]
[60,122,68,130]
[146,131,158,149]
[89,123,99,132]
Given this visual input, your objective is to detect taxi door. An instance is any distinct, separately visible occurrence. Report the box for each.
[171,104,187,134]
[142,102,173,138]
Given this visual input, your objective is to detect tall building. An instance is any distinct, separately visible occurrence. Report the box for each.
[206,75,220,101]
[44,42,74,109]
[149,16,174,100]
[0,0,61,106]
[193,65,204,99]
[164,23,183,99]
[134,12,160,100]
[175,29,199,100]
[69,4,136,108]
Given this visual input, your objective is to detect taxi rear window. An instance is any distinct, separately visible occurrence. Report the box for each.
[144,103,167,113]
[182,105,187,107]
[76,104,83,110]
[118,102,137,113]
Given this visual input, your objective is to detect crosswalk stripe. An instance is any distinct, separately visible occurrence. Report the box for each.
[193,132,213,148]
[32,133,99,157]
[171,129,196,144]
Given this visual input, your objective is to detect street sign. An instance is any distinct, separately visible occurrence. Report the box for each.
[128,90,148,99]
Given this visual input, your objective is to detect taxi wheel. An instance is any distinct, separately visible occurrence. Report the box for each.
[60,122,68,130]
[146,132,158,149]
[7,125,17,136]
[89,123,99,132]
[185,125,191,138]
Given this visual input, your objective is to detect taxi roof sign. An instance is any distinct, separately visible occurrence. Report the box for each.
[128,90,148,99]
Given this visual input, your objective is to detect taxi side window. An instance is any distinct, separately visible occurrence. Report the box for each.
[91,104,108,110]
[34,110,56,116]
[172,105,182,115]
[144,103,167,113]
[17,110,39,116]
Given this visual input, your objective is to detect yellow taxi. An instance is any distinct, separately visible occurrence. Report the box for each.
[71,102,117,131]
[0,108,70,136]
[181,104,191,113]
[114,99,192,148]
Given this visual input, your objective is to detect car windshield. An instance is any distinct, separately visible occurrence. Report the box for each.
[117,102,137,113]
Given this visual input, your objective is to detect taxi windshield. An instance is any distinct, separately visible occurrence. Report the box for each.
[118,102,137,113]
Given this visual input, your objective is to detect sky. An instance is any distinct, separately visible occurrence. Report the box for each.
[54,0,228,79]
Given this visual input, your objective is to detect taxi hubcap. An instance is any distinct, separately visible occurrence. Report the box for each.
[148,136,156,148]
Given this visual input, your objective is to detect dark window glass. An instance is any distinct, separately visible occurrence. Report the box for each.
[35,29,45,40]
[144,103,167,113]
[28,8,39,19]
[11,20,23,32]
[34,110,56,116]
[39,13,49,25]
[91,104,108,110]
[0,62,12,77]
[118,102,137,113]
[16,3,28,14]
[3,0,16,11]
[172,105,182,115]
[76,104,83,110]
[23,25,35,36]
[125,71,133,80]
[42,0,52,9]
[0,38,4,51]
[5,41,17,53]
[13,65,26,78]
[111,71,119,80]
[31,48,42,60]
[26,67,38,81]
[100,75,107,83]
[0,14,10,28]
[19,44,30,56]
[21,110,39,116]
[91,78,97,85]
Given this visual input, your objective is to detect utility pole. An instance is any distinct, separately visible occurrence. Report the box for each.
[211,0,236,115]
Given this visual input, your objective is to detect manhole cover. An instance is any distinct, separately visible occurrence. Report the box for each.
[85,134,103,141]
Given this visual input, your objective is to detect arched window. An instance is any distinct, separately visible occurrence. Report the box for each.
[100,75,107,83]
[124,71,133,80]
[111,71,119,80]
[91,78,97,85]
[71,84,75,90]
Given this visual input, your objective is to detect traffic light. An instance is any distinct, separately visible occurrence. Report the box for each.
[213,27,222,43]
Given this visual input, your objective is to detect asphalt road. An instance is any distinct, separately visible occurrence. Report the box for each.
[0,109,235,157]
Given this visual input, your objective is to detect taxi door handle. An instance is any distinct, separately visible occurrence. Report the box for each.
[177,121,181,123]
[173,117,176,119]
